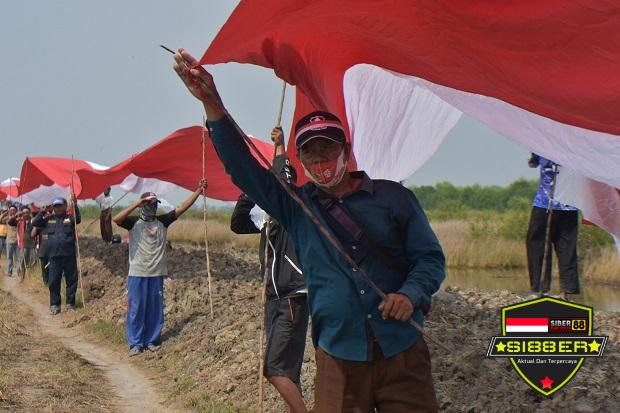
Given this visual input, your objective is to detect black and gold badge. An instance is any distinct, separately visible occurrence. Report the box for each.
[487,297,607,396]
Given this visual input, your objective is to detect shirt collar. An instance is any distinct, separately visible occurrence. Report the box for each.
[309,171,374,199]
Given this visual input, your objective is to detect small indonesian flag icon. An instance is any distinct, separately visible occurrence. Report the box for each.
[505,318,549,333]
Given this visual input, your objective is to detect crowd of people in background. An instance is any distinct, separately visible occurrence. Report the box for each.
[0,204,37,277]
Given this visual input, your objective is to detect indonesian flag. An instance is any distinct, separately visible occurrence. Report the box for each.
[199,1,620,250]
[75,126,273,201]
[0,178,20,201]
[505,318,549,333]
[16,157,180,206]
[16,128,272,205]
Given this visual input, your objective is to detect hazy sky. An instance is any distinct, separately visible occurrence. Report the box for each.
[0,1,538,204]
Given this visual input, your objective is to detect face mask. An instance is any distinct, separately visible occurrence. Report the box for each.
[302,149,348,188]
[140,202,158,221]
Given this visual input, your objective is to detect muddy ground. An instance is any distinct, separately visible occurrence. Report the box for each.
[56,238,620,412]
[0,288,119,413]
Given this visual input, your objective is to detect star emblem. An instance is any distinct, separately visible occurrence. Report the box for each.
[495,341,506,352]
[540,376,554,390]
[588,339,601,353]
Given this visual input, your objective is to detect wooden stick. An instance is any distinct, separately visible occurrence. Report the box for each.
[81,190,130,234]
[202,118,215,320]
[71,155,87,309]
[257,218,271,413]
[17,161,30,282]
[275,80,287,127]
[259,80,288,412]
[540,164,559,295]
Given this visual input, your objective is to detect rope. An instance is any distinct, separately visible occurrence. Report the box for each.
[71,155,87,309]
[202,117,215,320]
[258,79,287,413]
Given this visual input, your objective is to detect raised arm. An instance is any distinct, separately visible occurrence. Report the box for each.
[113,199,147,226]
[172,49,299,229]
[175,179,207,218]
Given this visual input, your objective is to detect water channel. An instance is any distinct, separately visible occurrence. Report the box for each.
[445,268,620,312]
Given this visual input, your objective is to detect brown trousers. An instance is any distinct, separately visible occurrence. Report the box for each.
[314,338,438,413]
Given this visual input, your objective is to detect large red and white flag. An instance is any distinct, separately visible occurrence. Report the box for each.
[15,157,178,206]
[75,126,273,201]
[0,178,20,201]
[15,128,272,205]
[199,0,620,246]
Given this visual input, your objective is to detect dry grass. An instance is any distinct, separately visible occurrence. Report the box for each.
[0,290,118,412]
[80,217,619,285]
[432,220,526,269]
[582,248,620,284]
[432,220,620,284]
[78,217,261,250]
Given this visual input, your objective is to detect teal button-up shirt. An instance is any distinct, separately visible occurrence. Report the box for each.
[209,117,445,361]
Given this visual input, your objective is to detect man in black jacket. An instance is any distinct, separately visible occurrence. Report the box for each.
[32,196,81,315]
[231,127,309,413]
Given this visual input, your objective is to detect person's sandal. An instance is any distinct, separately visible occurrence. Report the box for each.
[128,346,143,356]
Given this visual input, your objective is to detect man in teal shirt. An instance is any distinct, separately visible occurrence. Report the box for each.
[174,49,445,413]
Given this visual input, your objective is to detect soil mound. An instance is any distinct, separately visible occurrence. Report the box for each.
[76,237,619,412]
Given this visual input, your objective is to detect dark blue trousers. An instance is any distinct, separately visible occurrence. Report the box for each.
[126,276,164,349]
[48,256,78,307]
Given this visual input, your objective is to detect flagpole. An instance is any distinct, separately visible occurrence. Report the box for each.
[71,155,86,309]
[257,79,287,413]
[540,164,559,296]
[17,161,29,281]
[202,116,215,320]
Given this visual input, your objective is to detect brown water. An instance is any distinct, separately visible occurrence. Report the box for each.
[444,268,620,312]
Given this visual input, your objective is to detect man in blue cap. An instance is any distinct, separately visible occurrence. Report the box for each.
[32,195,81,315]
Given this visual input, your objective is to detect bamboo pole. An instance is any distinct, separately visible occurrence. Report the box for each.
[258,79,288,413]
[71,155,86,309]
[202,117,215,319]
[540,164,559,296]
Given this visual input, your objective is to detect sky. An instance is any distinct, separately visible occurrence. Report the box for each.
[0,1,538,205]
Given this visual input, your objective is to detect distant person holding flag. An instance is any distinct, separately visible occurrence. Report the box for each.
[526,154,580,300]
[96,187,114,242]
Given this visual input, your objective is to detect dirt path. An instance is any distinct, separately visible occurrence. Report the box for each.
[1,277,175,413]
